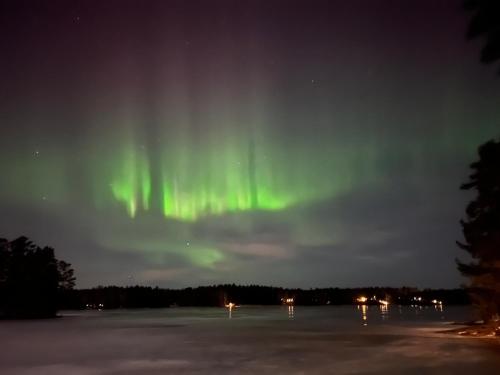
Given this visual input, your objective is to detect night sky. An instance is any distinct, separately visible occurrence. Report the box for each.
[1,0,499,288]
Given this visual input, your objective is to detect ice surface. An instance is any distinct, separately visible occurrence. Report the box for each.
[0,306,498,374]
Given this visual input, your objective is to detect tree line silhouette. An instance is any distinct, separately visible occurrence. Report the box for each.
[0,236,75,318]
[0,235,472,318]
[58,285,469,310]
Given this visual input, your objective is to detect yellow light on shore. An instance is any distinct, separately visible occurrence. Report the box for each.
[361,304,368,326]
[225,302,236,319]
[356,296,368,303]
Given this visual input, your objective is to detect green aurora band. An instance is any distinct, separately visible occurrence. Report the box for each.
[105,126,375,221]
[99,115,498,222]
[2,116,496,225]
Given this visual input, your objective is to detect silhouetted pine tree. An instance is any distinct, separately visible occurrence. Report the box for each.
[58,260,76,290]
[457,140,500,325]
[465,0,500,71]
[0,236,76,318]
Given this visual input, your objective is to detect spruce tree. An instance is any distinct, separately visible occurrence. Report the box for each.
[457,140,500,325]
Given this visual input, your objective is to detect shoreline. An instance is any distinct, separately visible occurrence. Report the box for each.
[440,322,500,339]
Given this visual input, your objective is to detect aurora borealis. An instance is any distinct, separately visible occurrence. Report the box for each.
[105,123,374,221]
[1,0,500,288]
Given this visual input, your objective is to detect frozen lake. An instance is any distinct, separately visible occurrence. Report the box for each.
[0,306,498,374]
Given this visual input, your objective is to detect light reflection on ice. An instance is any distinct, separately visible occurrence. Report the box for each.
[0,306,497,375]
